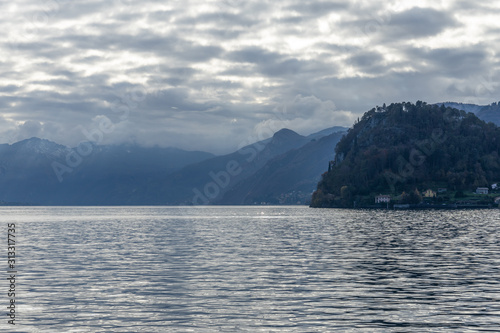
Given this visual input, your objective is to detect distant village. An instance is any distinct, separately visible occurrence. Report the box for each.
[374,184,500,209]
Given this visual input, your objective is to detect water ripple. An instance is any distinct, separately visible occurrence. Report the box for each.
[1,207,499,332]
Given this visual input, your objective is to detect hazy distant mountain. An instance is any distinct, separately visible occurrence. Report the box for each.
[305,126,347,141]
[0,138,69,204]
[0,126,347,205]
[219,130,346,205]
[439,102,500,125]
[476,104,500,125]
[0,138,214,205]
[438,102,483,114]
[133,128,316,205]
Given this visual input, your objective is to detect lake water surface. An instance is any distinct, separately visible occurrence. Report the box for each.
[1,206,500,332]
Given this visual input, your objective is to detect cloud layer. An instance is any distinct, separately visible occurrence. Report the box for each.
[1,0,500,153]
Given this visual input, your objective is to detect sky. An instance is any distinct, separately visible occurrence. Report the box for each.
[1,0,500,154]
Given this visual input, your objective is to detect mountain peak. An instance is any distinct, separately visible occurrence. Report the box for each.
[272,128,303,141]
[11,137,67,155]
[259,128,308,156]
[16,137,43,143]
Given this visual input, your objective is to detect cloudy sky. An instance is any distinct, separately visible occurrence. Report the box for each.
[1,0,500,153]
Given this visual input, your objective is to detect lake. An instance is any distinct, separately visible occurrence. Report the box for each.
[1,206,500,332]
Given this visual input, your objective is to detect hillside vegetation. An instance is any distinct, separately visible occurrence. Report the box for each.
[311,101,500,208]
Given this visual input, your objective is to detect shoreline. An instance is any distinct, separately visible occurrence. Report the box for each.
[311,204,497,210]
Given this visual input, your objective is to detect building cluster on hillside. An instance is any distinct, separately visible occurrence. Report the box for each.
[375,183,500,205]
[277,191,311,205]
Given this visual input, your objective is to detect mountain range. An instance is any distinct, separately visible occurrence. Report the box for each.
[3,101,500,206]
[0,139,215,205]
[439,102,500,125]
[0,126,347,205]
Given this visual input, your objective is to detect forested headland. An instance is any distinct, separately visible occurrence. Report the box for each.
[311,101,500,208]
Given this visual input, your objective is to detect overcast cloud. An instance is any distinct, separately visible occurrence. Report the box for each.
[1,0,500,153]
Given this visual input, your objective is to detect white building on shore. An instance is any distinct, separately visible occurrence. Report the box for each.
[476,187,489,195]
[375,194,391,203]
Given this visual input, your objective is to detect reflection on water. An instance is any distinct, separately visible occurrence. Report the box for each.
[2,207,500,332]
